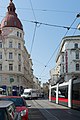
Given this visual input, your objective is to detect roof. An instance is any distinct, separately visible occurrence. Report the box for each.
[0,100,13,108]
[1,0,23,30]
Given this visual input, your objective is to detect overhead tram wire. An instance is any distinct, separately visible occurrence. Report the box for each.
[21,19,76,30]
[0,15,77,30]
[0,6,78,14]
[30,22,37,54]
[64,16,78,36]
[63,13,80,51]
[29,0,38,55]
[29,0,36,21]
[39,13,79,77]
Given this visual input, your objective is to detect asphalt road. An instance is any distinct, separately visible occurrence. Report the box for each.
[27,99,80,120]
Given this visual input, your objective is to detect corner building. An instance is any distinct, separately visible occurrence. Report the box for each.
[0,0,33,92]
[50,35,80,85]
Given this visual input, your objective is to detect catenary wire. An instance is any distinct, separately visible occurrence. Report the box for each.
[30,22,37,54]
[0,15,77,30]
[29,0,38,54]
[29,0,37,21]
[39,14,79,77]
[0,6,78,14]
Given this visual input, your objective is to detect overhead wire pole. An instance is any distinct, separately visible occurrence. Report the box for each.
[39,13,79,78]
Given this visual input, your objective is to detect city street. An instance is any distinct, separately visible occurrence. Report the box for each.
[27,99,80,120]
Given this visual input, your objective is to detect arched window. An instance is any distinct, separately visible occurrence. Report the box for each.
[74,43,78,48]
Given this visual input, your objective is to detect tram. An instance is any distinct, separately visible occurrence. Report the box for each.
[49,78,80,110]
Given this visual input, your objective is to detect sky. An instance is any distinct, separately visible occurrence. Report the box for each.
[0,0,80,84]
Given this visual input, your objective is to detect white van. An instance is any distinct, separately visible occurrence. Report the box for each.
[21,88,39,99]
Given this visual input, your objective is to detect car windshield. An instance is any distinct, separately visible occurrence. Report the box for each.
[24,92,31,95]
[0,109,8,120]
[0,98,26,107]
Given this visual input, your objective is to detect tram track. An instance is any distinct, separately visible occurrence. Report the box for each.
[32,100,61,120]
[28,99,80,120]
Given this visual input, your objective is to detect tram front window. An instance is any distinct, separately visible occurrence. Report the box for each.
[58,85,68,106]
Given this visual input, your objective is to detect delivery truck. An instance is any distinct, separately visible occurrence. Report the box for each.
[21,88,40,99]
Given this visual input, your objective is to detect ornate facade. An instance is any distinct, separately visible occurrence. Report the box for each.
[0,0,33,93]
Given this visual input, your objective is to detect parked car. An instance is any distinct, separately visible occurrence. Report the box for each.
[0,100,21,120]
[0,96,30,120]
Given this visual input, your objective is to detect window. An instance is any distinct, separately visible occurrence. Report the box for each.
[62,65,64,73]
[17,76,19,82]
[10,8,12,11]
[74,43,78,48]
[0,64,2,71]
[76,64,79,71]
[9,41,12,48]
[20,33,22,38]
[9,52,13,59]
[18,43,21,49]
[14,21,16,26]
[0,76,2,82]
[17,31,19,37]
[18,64,21,71]
[0,52,2,59]
[4,21,7,25]
[0,42,2,48]
[76,51,79,59]
[62,55,64,62]
[18,54,21,61]
[9,64,13,71]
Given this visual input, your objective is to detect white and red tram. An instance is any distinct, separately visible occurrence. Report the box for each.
[49,78,80,110]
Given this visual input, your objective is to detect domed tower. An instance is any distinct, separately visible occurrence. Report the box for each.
[1,0,23,30]
[0,0,33,94]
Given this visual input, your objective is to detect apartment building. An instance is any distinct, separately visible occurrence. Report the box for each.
[0,0,33,92]
[50,35,80,85]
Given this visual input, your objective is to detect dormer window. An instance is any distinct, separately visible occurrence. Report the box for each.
[10,8,12,11]
[74,43,78,48]
[4,21,7,26]
[14,21,16,26]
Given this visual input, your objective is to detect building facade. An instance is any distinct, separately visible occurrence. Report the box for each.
[33,76,41,90]
[50,35,80,85]
[0,0,33,93]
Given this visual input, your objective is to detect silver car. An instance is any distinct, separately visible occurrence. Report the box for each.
[0,100,22,120]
